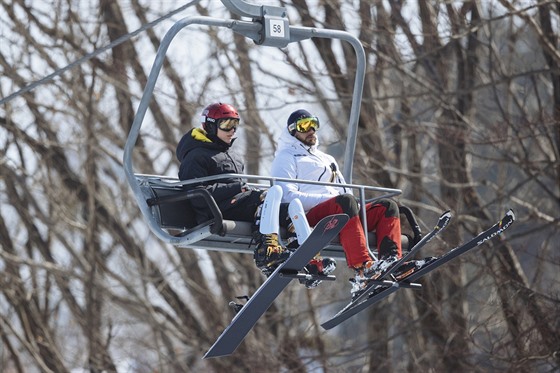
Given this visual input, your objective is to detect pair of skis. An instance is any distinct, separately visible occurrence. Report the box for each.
[327,210,451,324]
[204,209,515,358]
[321,209,515,330]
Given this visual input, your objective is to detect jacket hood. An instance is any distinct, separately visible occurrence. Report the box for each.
[275,127,320,156]
[176,127,234,161]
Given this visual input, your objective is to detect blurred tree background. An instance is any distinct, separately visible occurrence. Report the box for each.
[0,0,558,372]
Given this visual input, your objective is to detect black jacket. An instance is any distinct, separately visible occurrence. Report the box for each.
[176,128,246,220]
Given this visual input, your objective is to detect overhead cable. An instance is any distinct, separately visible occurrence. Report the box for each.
[0,1,199,106]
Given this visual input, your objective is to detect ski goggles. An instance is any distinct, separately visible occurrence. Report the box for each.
[289,116,320,133]
[217,118,240,132]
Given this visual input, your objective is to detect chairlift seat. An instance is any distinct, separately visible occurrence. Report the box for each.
[140,178,412,260]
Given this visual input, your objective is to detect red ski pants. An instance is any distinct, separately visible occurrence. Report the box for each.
[305,195,402,268]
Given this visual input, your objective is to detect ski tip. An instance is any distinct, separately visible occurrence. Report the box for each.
[203,348,231,359]
[506,209,515,221]
[436,210,452,229]
[441,210,452,219]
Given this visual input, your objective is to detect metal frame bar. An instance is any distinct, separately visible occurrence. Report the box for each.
[137,172,401,199]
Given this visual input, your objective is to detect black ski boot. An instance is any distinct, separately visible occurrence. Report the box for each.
[300,256,337,288]
[253,233,290,276]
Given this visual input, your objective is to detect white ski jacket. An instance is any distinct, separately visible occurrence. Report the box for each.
[271,128,347,211]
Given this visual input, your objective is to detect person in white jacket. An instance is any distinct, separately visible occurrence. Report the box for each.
[271,109,403,296]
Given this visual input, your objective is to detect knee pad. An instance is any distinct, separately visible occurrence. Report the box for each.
[335,194,359,217]
[378,198,399,218]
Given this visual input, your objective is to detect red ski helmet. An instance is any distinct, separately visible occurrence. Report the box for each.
[201,103,240,136]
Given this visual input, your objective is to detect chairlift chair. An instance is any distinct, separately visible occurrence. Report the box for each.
[123,0,422,260]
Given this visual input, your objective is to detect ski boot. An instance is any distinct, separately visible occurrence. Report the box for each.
[350,255,399,298]
[253,233,291,276]
[299,256,337,289]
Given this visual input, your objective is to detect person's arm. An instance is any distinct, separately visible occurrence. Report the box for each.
[271,152,333,211]
[179,153,243,203]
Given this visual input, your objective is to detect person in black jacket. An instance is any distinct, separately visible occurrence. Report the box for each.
[176,102,290,272]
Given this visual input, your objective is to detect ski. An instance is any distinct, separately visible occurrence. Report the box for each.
[348,210,451,308]
[321,209,515,330]
[204,213,349,359]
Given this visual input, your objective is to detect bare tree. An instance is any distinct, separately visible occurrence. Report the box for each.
[0,0,558,372]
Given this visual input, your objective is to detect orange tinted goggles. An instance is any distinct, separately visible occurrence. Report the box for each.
[218,118,240,131]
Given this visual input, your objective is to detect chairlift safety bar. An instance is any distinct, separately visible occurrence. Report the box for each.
[136,172,402,201]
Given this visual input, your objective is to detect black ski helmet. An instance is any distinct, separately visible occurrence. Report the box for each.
[287,109,313,136]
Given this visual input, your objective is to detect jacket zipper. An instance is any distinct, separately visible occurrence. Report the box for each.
[300,143,331,183]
